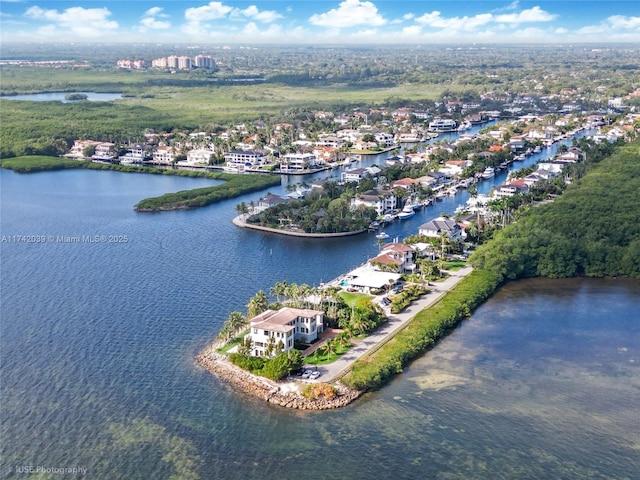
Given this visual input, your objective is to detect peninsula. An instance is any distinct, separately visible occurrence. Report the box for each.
[199,137,640,409]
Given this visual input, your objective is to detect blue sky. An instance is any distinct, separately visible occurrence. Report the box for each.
[1,1,638,44]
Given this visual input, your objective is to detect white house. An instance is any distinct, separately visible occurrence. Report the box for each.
[92,142,116,162]
[152,146,175,165]
[224,150,268,172]
[419,217,463,240]
[185,148,215,165]
[280,153,317,172]
[247,307,324,357]
[341,166,381,183]
[352,189,397,215]
[369,242,416,273]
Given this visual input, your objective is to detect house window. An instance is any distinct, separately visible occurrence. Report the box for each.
[253,329,258,334]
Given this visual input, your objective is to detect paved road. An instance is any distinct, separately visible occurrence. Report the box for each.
[305,266,473,383]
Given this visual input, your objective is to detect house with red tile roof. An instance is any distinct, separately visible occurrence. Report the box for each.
[247,307,324,357]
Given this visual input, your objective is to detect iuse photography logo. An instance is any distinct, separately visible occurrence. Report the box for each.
[12,465,87,476]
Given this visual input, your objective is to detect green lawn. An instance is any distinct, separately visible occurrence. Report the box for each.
[304,342,354,365]
[443,260,468,271]
[338,291,373,309]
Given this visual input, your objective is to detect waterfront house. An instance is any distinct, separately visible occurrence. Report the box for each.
[341,166,381,184]
[509,136,526,151]
[152,146,175,165]
[92,142,116,162]
[341,264,402,294]
[392,178,421,190]
[369,242,416,273]
[66,140,102,159]
[224,150,268,172]
[247,307,324,356]
[185,148,215,166]
[352,189,397,215]
[419,217,463,240]
[492,179,530,198]
[257,194,289,212]
[280,153,318,172]
[440,160,472,177]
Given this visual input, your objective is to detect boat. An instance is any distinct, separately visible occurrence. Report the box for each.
[428,118,458,133]
[376,231,390,240]
[457,121,472,132]
[397,201,416,220]
[480,167,495,179]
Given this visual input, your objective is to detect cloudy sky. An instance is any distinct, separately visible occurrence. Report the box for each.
[1,0,638,44]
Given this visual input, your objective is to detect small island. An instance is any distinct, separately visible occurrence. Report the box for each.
[64,93,88,101]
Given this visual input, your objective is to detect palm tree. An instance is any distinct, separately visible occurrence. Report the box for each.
[246,290,269,318]
[320,339,337,360]
[227,311,247,337]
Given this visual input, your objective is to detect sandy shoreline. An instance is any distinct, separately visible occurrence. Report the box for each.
[196,343,363,410]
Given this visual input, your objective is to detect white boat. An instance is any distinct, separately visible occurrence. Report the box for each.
[428,118,458,133]
[376,231,390,240]
[481,167,495,179]
[397,201,416,220]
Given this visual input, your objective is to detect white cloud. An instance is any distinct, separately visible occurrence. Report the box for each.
[185,2,233,22]
[140,6,170,30]
[233,5,282,23]
[606,15,640,30]
[309,0,386,28]
[415,11,493,31]
[144,7,167,18]
[24,6,118,37]
[495,6,557,24]
[185,2,281,26]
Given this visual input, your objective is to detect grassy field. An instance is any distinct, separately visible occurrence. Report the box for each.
[338,291,373,309]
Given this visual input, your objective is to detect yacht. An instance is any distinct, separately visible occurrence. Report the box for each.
[428,118,458,133]
[481,167,495,179]
[397,201,416,220]
[376,231,390,240]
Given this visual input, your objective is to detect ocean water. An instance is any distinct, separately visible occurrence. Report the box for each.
[1,161,638,479]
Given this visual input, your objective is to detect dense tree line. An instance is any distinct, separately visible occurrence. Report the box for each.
[246,181,378,234]
[471,140,640,280]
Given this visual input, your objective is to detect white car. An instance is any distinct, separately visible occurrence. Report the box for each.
[301,369,313,379]
[310,371,321,380]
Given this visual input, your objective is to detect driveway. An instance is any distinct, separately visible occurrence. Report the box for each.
[305,266,473,383]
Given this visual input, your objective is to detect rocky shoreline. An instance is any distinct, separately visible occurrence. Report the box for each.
[196,344,363,410]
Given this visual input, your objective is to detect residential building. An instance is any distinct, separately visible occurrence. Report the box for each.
[341,166,381,183]
[92,142,116,161]
[185,148,215,165]
[369,242,416,273]
[352,189,397,215]
[418,217,463,240]
[247,307,324,357]
[152,146,175,165]
[224,150,268,172]
[280,153,317,172]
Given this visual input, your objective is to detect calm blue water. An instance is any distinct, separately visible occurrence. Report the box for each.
[1,135,638,479]
[2,92,122,102]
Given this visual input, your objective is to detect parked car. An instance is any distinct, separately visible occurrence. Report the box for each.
[310,371,321,380]
[301,369,313,379]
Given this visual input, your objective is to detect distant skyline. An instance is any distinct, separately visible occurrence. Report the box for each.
[1,1,639,45]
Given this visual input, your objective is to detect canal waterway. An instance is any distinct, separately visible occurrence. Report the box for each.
[1,127,638,479]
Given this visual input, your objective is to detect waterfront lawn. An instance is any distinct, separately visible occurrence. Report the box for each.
[217,330,250,354]
[338,291,373,309]
[443,260,467,271]
[304,342,353,365]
